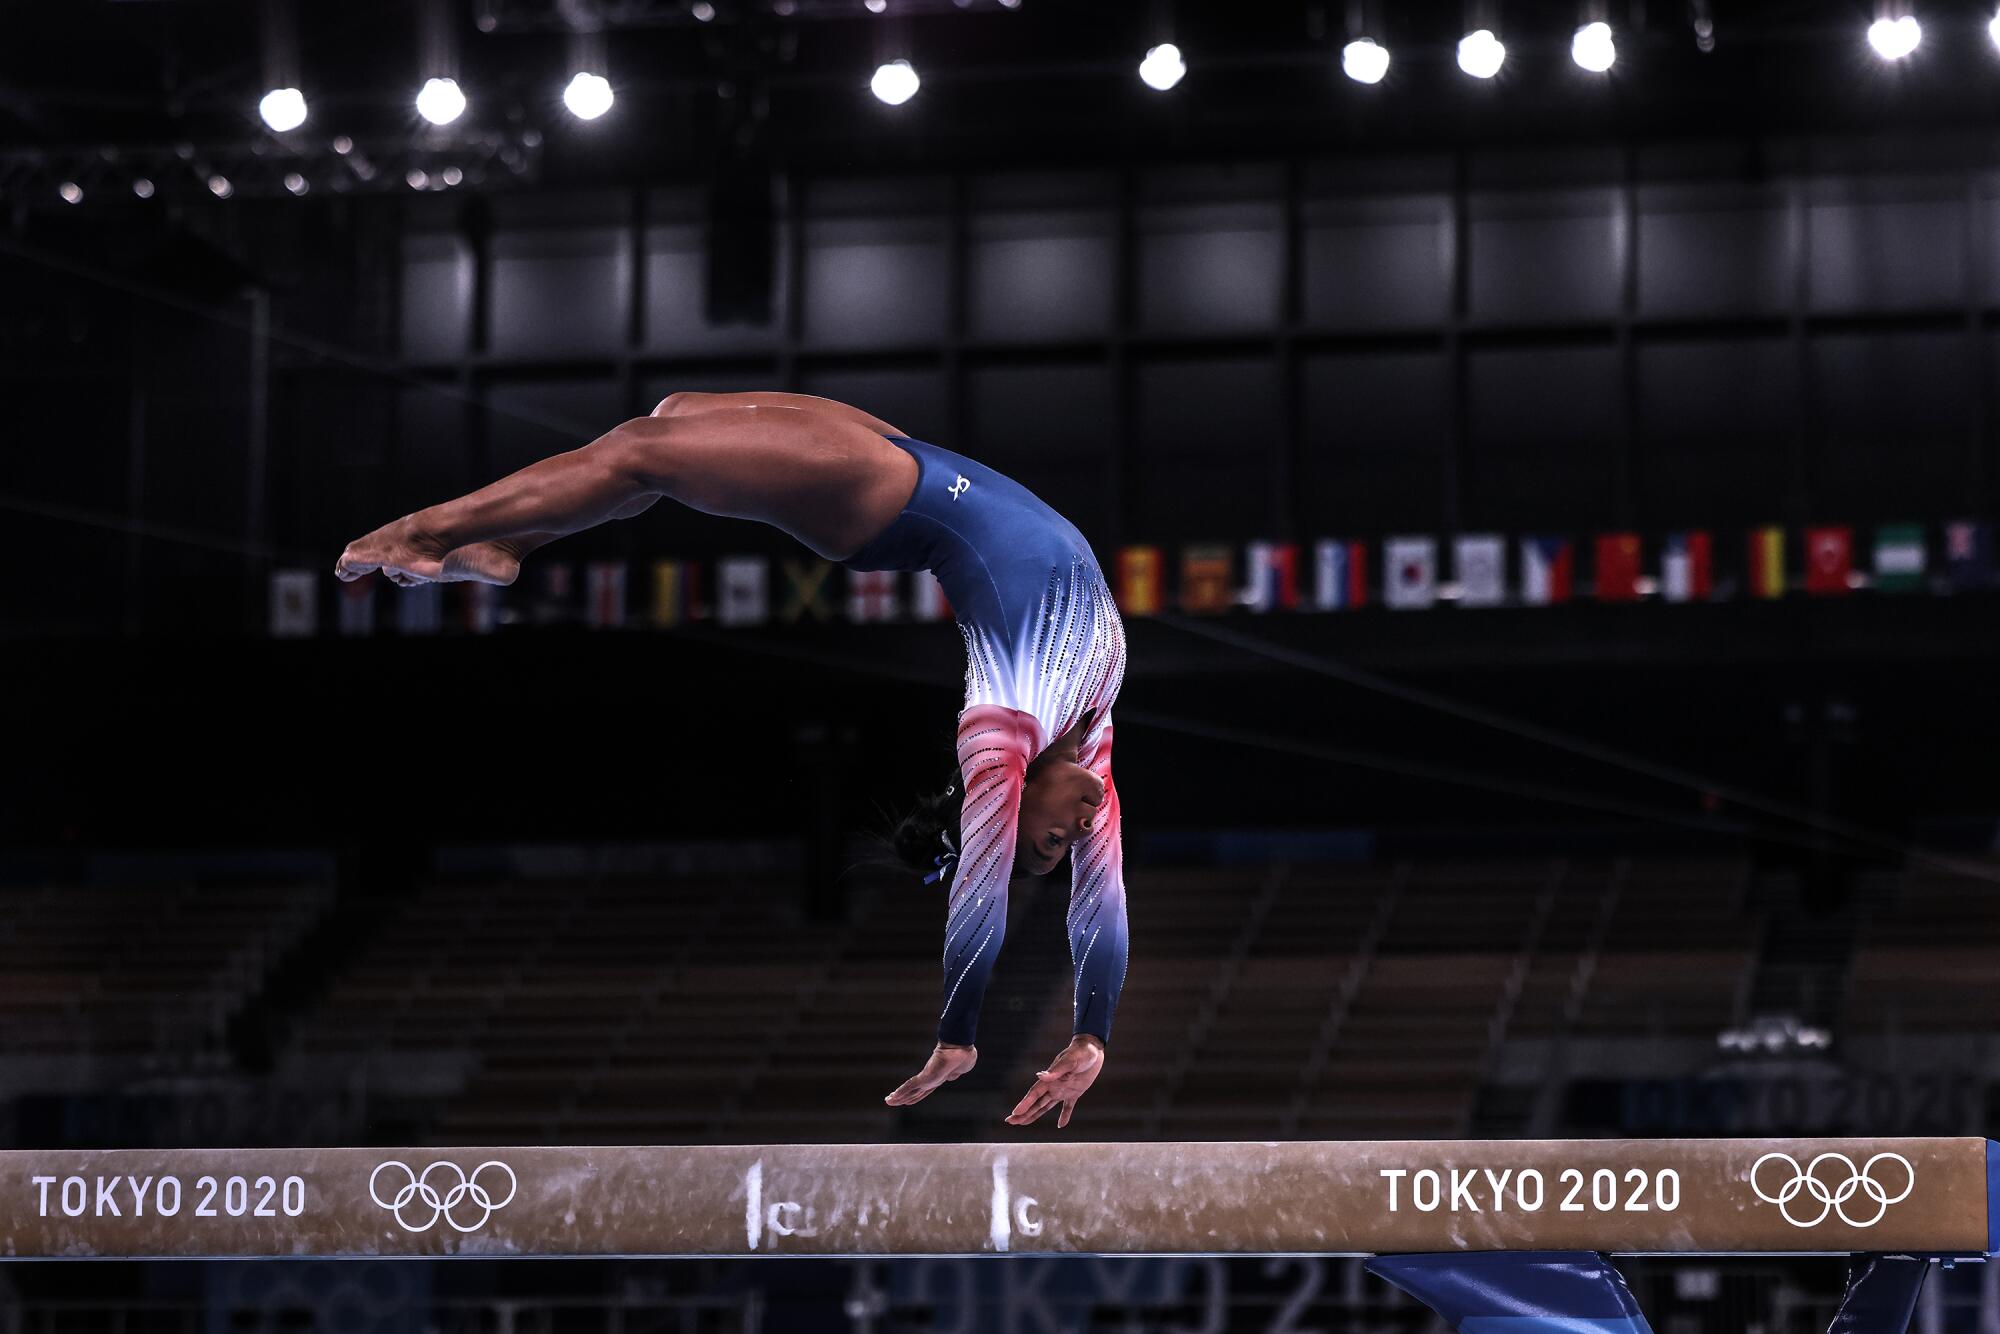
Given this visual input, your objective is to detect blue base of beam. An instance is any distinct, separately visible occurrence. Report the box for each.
[1367,1252,1652,1334]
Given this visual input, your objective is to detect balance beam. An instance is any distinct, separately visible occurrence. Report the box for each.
[5,1137,1993,1259]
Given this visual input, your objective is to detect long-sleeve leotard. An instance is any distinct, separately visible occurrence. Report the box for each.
[845,436,1129,1048]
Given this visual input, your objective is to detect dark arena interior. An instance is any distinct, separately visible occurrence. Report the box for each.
[8,0,2000,1330]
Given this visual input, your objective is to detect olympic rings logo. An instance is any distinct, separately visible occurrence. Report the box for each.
[1749,1151,1915,1228]
[368,1160,518,1234]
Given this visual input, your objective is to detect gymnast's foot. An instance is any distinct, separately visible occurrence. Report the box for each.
[884,1043,977,1107]
[438,540,526,586]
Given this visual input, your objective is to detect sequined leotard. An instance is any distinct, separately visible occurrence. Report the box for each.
[845,436,1129,1046]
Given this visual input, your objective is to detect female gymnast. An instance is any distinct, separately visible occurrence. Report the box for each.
[334,392,1127,1129]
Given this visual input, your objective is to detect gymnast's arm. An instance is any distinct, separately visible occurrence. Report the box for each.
[884,703,1039,1109]
[1006,713,1124,1128]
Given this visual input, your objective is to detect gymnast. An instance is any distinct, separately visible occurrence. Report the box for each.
[334,392,1128,1129]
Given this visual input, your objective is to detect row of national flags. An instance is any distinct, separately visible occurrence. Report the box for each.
[269,522,1998,637]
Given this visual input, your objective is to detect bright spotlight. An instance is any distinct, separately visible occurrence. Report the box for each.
[441,165,464,186]
[1139,42,1186,91]
[1867,15,1920,59]
[1342,37,1390,84]
[562,71,614,119]
[1572,21,1615,71]
[416,76,467,126]
[1458,28,1506,78]
[407,168,430,190]
[1990,11,2000,52]
[132,178,154,199]
[207,174,234,199]
[692,1,714,17]
[870,58,920,105]
[59,182,82,204]
[259,86,308,132]
[284,172,309,195]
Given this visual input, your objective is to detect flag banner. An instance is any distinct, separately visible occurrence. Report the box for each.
[269,570,318,639]
[909,570,952,622]
[1242,541,1301,612]
[651,559,702,628]
[534,563,576,626]
[393,583,442,636]
[1661,532,1713,603]
[1312,539,1369,610]
[1595,533,1642,602]
[1520,536,1573,606]
[779,559,836,623]
[847,569,902,623]
[1115,546,1164,616]
[336,575,376,637]
[1804,526,1853,596]
[458,583,500,635]
[1872,524,1926,593]
[1383,536,1437,610]
[1944,520,1995,592]
[1748,526,1786,599]
[1453,534,1506,608]
[717,557,769,627]
[585,561,628,629]
[1179,545,1235,615]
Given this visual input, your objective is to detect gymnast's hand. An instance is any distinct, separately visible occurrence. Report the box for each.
[1006,1035,1103,1129]
[884,1043,978,1108]
[335,516,451,587]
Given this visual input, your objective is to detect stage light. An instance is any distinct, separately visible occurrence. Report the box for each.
[1990,10,2000,52]
[1342,37,1389,84]
[997,0,1020,8]
[1458,28,1505,78]
[207,175,234,199]
[692,1,714,17]
[1139,42,1186,91]
[864,0,887,11]
[284,172,308,195]
[562,71,614,119]
[407,168,430,190]
[132,178,154,199]
[1867,15,1920,59]
[870,58,920,105]
[1572,21,1615,71]
[416,76,467,125]
[59,182,82,204]
[332,135,353,155]
[258,87,308,132]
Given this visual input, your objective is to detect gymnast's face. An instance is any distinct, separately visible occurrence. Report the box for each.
[1017,762,1106,876]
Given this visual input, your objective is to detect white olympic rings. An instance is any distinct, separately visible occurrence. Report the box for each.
[369,1159,518,1233]
[1749,1150,1915,1228]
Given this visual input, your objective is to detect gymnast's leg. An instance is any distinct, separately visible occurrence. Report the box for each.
[334,400,918,586]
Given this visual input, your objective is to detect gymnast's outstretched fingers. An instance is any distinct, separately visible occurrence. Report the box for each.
[1006,1035,1103,1128]
[884,1042,977,1106]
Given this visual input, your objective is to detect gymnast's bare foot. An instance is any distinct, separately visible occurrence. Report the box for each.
[884,1043,977,1107]
[1006,1035,1103,1129]
[439,539,527,586]
[335,516,450,587]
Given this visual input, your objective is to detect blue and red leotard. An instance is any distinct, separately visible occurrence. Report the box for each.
[845,436,1129,1047]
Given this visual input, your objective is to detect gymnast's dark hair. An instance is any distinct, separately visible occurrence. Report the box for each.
[889,772,966,879]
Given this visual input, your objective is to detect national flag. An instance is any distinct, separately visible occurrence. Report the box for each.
[1660,532,1713,603]
[847,569,902,623]
[1383,536,1437,610]
[337,575,376,637]
[1944,521,1995,592]
[1453,534,1506,608]
[1115,546,1164,616]
[1520,536,1573,606]
[1804,526,1853,596]
[1748,526,1786,599]
[1179,545,1235,615]
[393,583,442,636]
[1872,524,1926,593]
[909,570,952,622]
[534,563,576,625]
[651,559,705,627]
[717,556,769,626]
[269,570,317,638]
[457,583,500,635]
[778,559,836,623]
[585,561,628,628]
[1241,541,1300,612]
[1312,539,1368,610]
[1595,533,1642,602]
